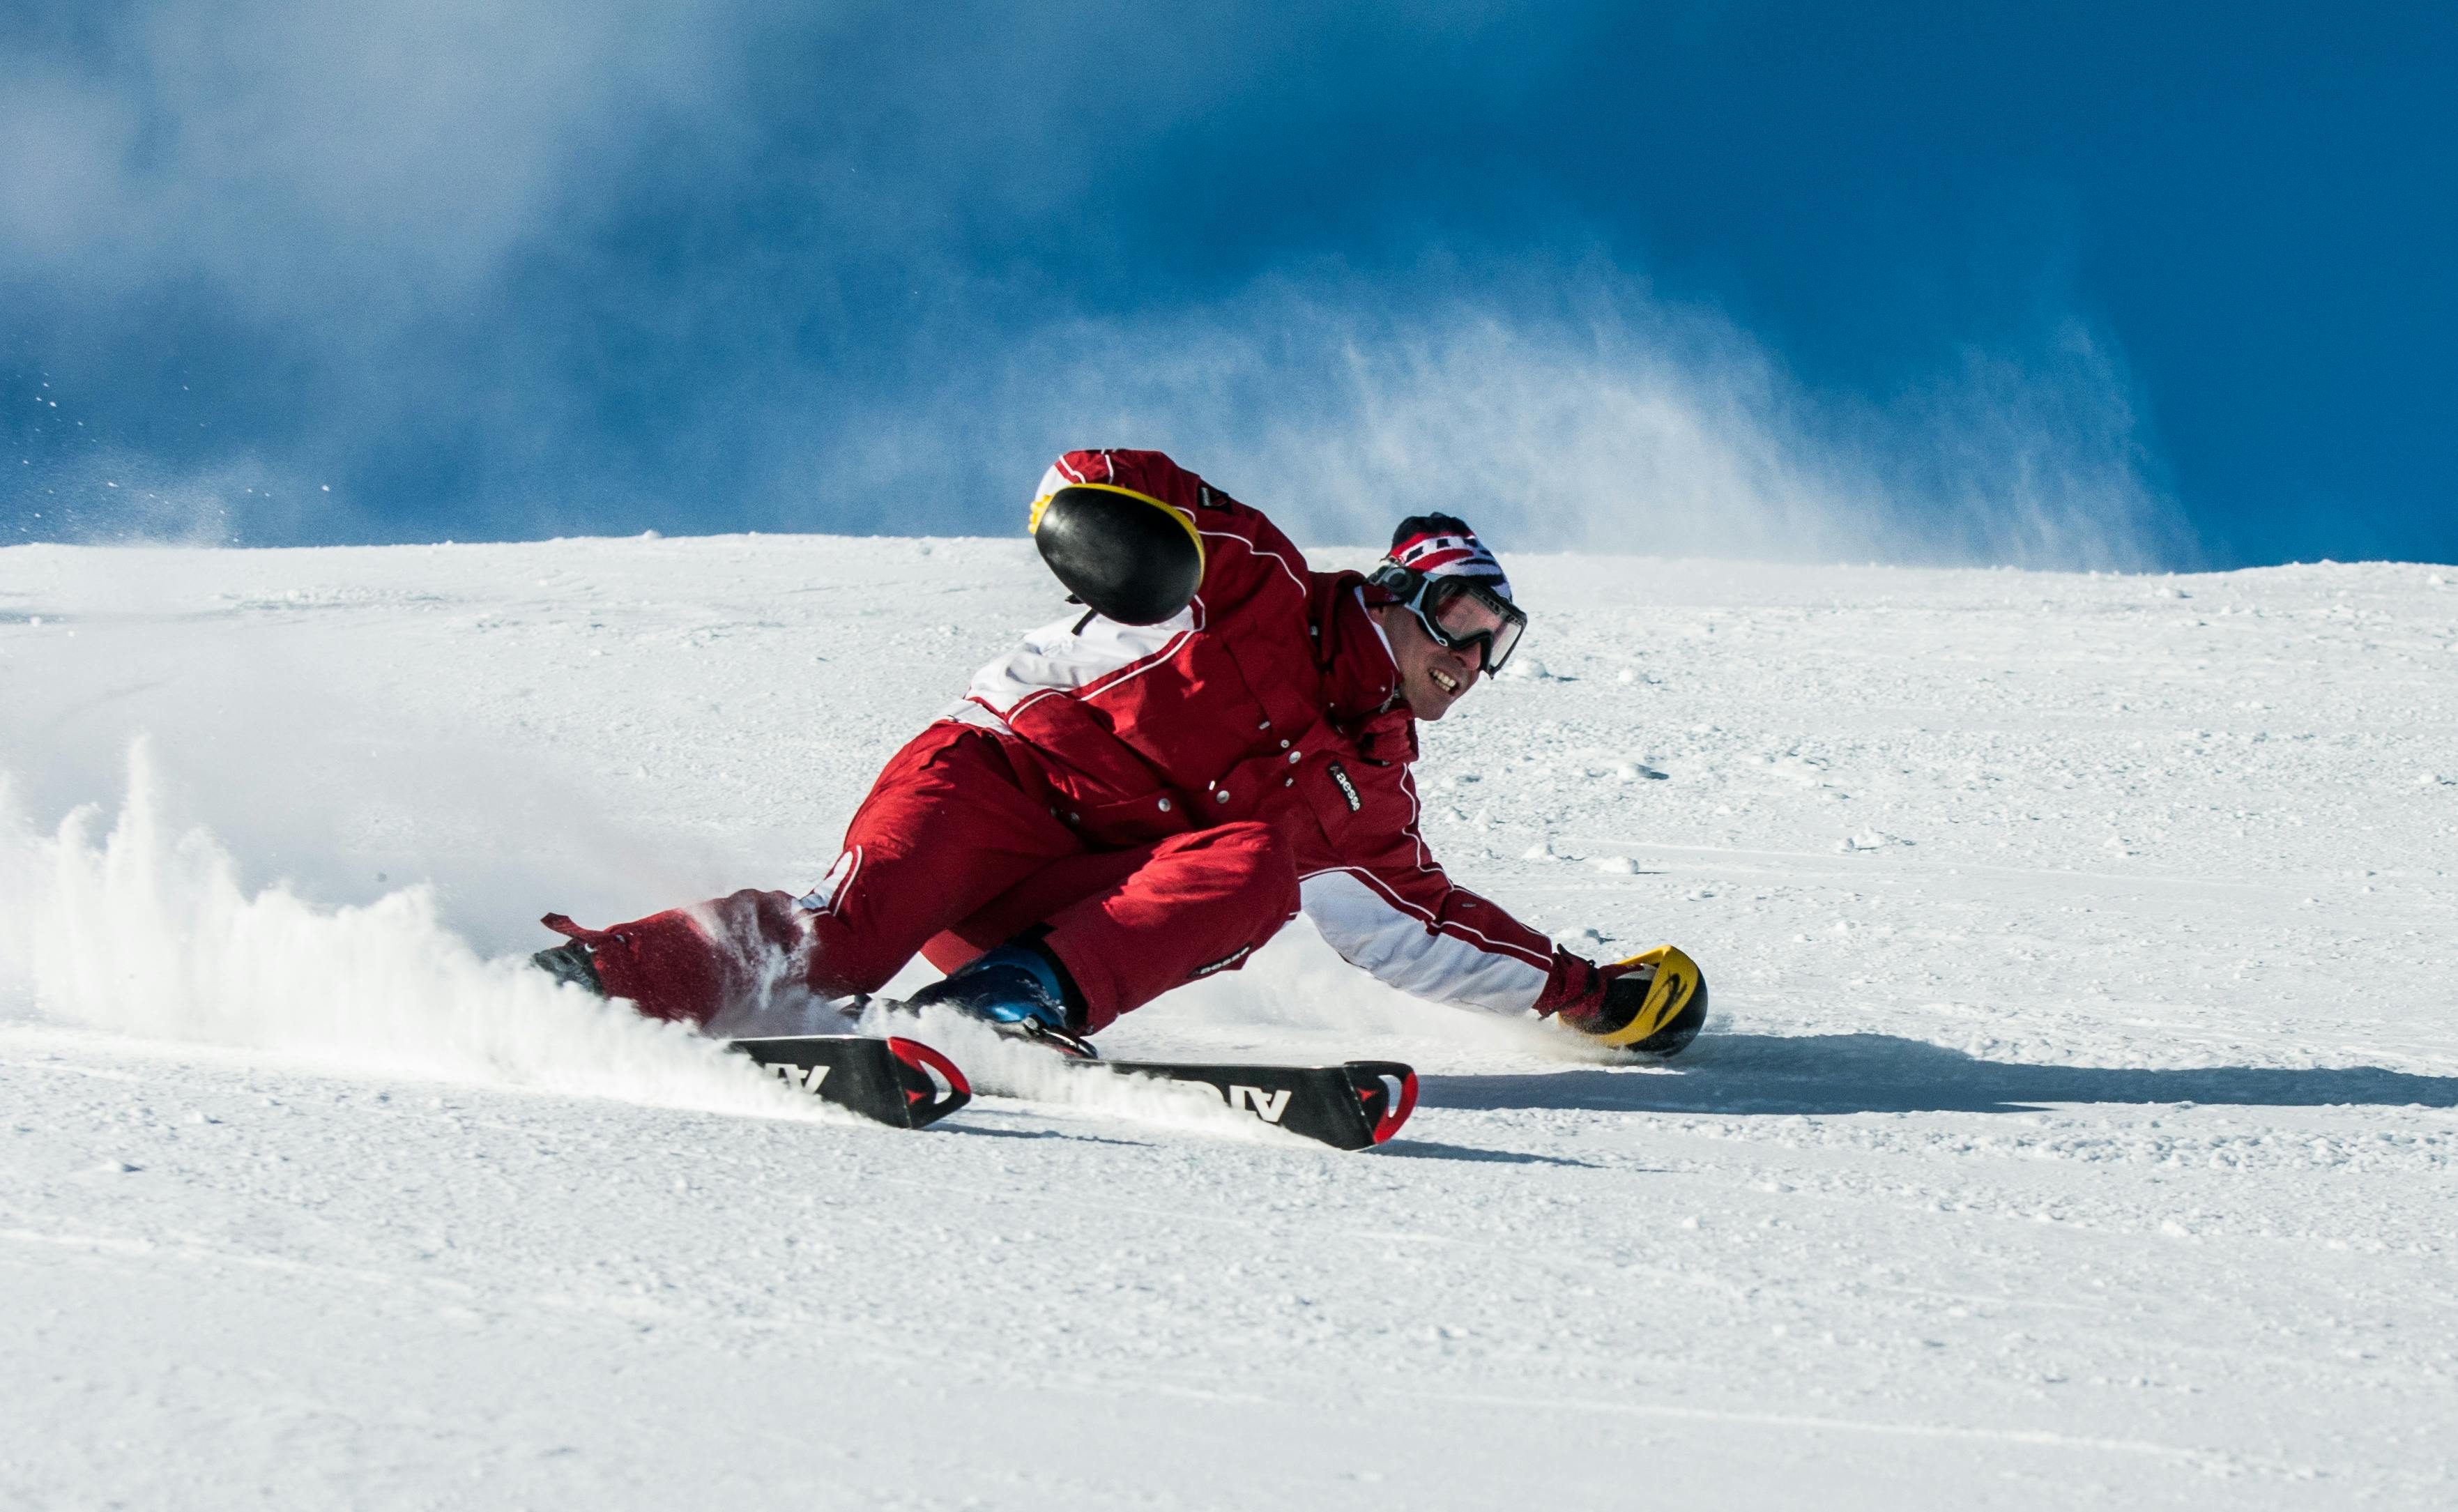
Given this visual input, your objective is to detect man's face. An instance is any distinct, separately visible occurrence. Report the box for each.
[1374,602,1483,720]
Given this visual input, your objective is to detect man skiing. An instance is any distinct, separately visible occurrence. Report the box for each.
[534,448,1704,1059]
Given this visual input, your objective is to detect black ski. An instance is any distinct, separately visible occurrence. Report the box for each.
[725,1033,1418,1150]
[731,1034,972,1129]
[1081,1057,1419,1150]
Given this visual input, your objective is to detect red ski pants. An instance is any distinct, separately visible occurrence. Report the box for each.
[556,724,1299,1032]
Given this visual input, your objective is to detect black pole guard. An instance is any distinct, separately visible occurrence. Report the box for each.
[1032,484,1205,625]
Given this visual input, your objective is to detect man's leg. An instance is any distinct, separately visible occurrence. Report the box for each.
[1012,821,1300,1032]
[797,728,1085,998]
[917,846,1153,975]
[549,726,1083,1025]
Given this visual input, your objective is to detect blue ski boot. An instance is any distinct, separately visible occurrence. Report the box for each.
[901,942,1099,1060]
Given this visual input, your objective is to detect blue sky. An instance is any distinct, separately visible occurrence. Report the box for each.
[3,1,2450,567]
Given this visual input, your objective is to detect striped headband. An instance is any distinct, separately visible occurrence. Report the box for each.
[1388,517,1511,600]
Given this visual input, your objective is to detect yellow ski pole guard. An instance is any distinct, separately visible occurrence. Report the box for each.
[1594,945,1708,1055]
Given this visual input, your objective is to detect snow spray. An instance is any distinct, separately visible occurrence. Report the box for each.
[0,740,826,1120]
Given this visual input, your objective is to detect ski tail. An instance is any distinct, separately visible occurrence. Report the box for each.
[731,1034,972,1129]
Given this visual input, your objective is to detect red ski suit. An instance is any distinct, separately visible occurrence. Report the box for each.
[559,450,1567,1031]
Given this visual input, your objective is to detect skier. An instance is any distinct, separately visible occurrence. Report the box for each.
[533,448,1704,1058]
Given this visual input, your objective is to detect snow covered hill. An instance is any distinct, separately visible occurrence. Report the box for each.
[3,535,2455,1508]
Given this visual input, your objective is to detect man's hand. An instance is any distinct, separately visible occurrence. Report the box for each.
[1534,945,1709,1057]
[1534,947,1649,1034]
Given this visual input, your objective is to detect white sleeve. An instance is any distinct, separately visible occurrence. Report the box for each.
[946,603,1200,722]
[1299,869,1549,1015]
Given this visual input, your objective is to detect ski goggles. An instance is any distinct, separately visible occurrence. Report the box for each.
[1373,565,1527,672]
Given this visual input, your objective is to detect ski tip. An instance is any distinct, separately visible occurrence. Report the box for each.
[1343,1061,1419,1147]
[1375,1068,1419,1145]
[883,1036,972,1128]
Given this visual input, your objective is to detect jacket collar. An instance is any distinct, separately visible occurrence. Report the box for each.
[1314,574,1419,763]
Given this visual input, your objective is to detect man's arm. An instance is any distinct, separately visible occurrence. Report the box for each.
[1292,755,1685,1032]
[1295,763,1565,1014]
[959,449,1312,723]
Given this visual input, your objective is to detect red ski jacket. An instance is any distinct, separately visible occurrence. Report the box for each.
[944,449,1561,1014]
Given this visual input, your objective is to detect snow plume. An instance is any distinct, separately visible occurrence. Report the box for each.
[7,449,261,548]
[0,742,811,1119]
[4,3,2188,570]
[934,266,2191,572]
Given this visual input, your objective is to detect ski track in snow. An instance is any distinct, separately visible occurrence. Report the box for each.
[2,535,2455,1508]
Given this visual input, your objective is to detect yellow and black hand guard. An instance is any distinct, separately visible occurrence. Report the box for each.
[1587,945,1709,1057]
[1030,482,1205,626]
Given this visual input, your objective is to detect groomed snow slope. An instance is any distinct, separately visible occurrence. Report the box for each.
[3,536,2455,1509]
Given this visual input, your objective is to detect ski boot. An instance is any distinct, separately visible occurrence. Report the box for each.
[899,942,1099,1060]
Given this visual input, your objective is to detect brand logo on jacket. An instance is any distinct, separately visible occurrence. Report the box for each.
[1189,945,1253,979]
[1327,761,1362,812]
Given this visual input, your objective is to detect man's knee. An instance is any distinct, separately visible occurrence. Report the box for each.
[1173,820,1300,916]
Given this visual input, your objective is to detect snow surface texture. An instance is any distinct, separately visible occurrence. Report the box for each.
[3,535,2455,1509]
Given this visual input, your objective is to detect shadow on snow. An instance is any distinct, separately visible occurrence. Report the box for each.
[1424,1033,2458,1117]
[1377,1140,1603,1168]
